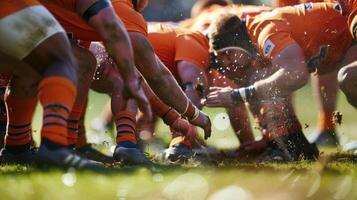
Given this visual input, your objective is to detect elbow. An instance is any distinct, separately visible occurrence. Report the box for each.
[338,64,357,94]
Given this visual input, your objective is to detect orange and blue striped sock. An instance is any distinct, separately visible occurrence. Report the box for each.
[115,111,137,148]
[67,103,84,148]
[4,95,37,153]
[38,76,76,149]
[77,107,88,149]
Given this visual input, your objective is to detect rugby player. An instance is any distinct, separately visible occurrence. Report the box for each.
[0,0,151,169]
[38,0,212,164]
[274,0,341,148]
[338,0,357,109]
[334,0,357,151]
[188,0,342,147]
[0,0,91,169]
[87,22,261,161]
[205,3,354,160]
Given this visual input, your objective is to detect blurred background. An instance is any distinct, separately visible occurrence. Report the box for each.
[142,0,271,22]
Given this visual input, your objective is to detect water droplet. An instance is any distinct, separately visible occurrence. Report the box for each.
[213,113,230,131]
[61,169,76,187]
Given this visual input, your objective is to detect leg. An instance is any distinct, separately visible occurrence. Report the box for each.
[24,33,102,169]
[338,62,357,108]
[67,44,97,148]
[256,96,318,161]
[310,71,339,146]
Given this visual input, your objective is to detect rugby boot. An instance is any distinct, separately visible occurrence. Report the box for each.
[310,130,339,147]
[259,131,319,162]
[36,145,105,170]
[77,144,114,164]
[162,144,194,162]
[0,147,36,165]
[113,145,152,166]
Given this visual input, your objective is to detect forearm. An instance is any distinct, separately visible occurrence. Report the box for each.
[102,26,137,81]
[227,105,254,143]
[254,68,308,99]
[87,8,137,81]
[185,89,202,109]
[145,59,196,115]
[143,81,180,124]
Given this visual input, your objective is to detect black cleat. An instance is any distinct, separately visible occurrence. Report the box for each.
[310,131,339,147]
[259,131,319,162]
[36,145,105,170]
[162,144,194,162]
[113,146,152,166]
[0,148,36,165]
[77,144,114,164]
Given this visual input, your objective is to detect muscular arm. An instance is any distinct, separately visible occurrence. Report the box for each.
[76,0,151,117]
[76,1,136,81]
[254,44,309,99]
[227,104,254,144]
[177,61,208,109]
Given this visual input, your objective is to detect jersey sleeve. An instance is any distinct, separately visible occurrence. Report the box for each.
[175,35,209,70]
[256,22,297,60]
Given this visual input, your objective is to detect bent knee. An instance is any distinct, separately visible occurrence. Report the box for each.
[73,45,97,74]
[338,64,357,92]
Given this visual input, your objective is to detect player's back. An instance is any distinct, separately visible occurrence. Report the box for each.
[247,2,351,63]
[148,23,209,79]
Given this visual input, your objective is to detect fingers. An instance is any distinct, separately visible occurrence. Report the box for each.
[205,97,225,107]
[209,86,223,92]
[204,125,211,140]
[135,90,152,122]
[140,101,152,122]
[198,112,211,140]
[204,117,212,140]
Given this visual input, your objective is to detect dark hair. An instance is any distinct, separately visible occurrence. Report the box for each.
[191,0,230,17]
[208,13,256,55]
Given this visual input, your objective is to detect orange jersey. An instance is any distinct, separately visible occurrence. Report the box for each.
[0,0,40,18]
[246,2,352,73]
[40,0,147,42]
[181,4,272,32]
[148,24,209,80]
[39,0,77,11]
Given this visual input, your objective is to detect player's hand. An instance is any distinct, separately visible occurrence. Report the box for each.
[189,111,211,140]
[125,75,152,121]
[170,118,191,135]
[205,87,234,107]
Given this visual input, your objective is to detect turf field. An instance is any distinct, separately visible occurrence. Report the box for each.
[1,81,357,200]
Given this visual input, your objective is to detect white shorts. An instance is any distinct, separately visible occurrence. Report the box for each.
[0,5,65,60]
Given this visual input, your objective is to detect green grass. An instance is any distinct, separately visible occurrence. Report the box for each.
[1,81,357,200]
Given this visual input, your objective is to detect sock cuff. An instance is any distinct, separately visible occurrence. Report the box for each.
[5,95,38,114]
[69,103,86,120]
[39,76,77,100]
